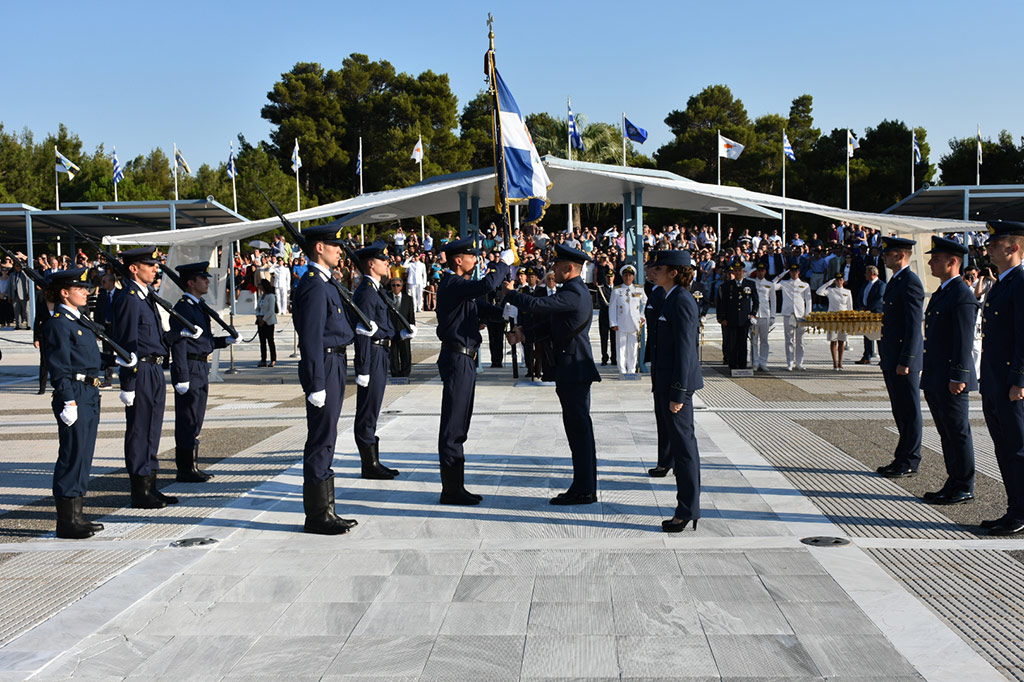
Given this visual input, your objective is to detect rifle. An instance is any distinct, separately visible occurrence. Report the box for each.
[341,239,414,334]
[0,243,134,363]
[158,263,239,338]
[253,184,373,330]
[61,225,199,335]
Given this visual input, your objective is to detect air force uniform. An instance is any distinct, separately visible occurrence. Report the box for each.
[609,266,647,374]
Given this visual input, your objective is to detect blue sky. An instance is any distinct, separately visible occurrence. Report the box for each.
[2,0,1018,179]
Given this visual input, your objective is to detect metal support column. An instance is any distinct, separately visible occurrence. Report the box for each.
[169,202,177,231]
[458,192,468,239]
[26,213,35,333]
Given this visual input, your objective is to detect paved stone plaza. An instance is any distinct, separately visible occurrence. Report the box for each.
[0,316,1021,681]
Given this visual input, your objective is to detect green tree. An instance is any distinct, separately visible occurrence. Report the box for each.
[656,84,753,183]
[460,90,494,169]
[854,120,935,211]
[938,130,1023,185]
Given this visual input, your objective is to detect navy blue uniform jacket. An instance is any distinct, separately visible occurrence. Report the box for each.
[921,277,979,392]
[353,277,395,376]
[293,266,356,394]
[980,266,1024,397]
[112,280,168,392]
[44,307,104,404]
[507,276,601,384]
[169,295,230,385]
[653,286,704,402]
[879,266,924,373]
[434,262,509,349]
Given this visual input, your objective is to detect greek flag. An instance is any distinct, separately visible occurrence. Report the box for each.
[227,143,237,179]
[55,148,80,180]
[175,147,191,174]
[624,117,648,144]
[492,66,551,223]
[568,99,584,151]
[291,139,302,174]
[356,146,362,176]
[847,130,860,158]
[112,147,124,184]
[913,132,922,164]
[783,132,796,161]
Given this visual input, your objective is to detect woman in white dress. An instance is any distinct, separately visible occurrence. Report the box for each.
[816,273,853,370]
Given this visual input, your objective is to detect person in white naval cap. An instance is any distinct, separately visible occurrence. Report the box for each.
[773,263,812,370]
[750,259,775,371]
[609,264,648,374]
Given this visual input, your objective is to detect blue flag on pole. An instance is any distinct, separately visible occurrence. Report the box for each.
[783,132,796,161]
[913,132,922,164]
[624,117,648,144]
[568,100,584,151]
[227,143,237,179]
[492,66,551,223]
[291,139,302,174]
[55,148,80,179]
[112,147,124,184]
[356,146,362,176]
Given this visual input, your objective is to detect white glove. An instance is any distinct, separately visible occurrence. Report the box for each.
[499,249,515,265]
[119,391,135,407]
[224,336,237,345]
[356,374,370,387]
[400,325,418,341]
[174,382,190,395]
[502,303,519,321]
[59,402,78,426]
[181,326,204,339]
[355,321,379,337]
[116,352,138,368]
[307,390,326,408]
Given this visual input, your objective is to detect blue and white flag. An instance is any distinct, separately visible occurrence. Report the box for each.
[55,148,80,180]
[356,144,362,176]
[492,66,551,223]
[568,99,584,151]
[291,139,302,174]
[783,132,796,161]
[624,117,648,144]
[174,146,191,174]
[977,124,983,166]
[847,130,860,158]
[227,143,237,179]
[112,147,124,184]
[913,132,922,164]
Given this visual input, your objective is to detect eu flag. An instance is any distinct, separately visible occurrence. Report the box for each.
[624,117,648,144]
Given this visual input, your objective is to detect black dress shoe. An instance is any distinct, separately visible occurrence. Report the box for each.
[877,462,917,478]
[648,466,671,478]
[662,518,698,533]
[854,358,871,365]
[980,515,1009,530]
[988,519,1024,536]
[921,489,948,502]
[931,491,974,505]
[549,491,597,505]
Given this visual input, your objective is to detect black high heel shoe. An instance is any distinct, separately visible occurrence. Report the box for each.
[661,518,698,533]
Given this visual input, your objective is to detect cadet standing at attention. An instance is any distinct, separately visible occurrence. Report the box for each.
[113,247,180,509]
[294,225,360,535]
[169,262,237,483]
[644,256,671,477]
[920,236,978,505]
[876,236,925,479]
[979,221,1024,535]
[352,241,411,480]
[505,244,602,505]
[716,261,758,370]
[434,237,513,505]
[609,264,647,375]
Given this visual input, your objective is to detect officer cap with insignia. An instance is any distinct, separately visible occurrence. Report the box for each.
[120,246,160,265]
[46,266,92,289]
[355,240,389,261]
[552,243,591,264]
[619,264,637,276]
[175,261,212,279]
[985,220,1024,244]
[730,259,746,271]
[881,235,917,252]
[301,224,348,246]
[753,259,768,271]
[788,263,800,271]
[655,250,692,269]
[924,236,969,257]
[441,237,478,258]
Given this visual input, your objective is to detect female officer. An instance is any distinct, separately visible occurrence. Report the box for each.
[648,251,704,532]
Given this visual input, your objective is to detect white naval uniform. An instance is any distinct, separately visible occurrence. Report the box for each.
[815,279,853,341]
[774,274,812,368]
[750,276,775,370]
[405,259,427,313]
[609,282,647,374]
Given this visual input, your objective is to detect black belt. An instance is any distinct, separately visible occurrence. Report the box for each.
[73,374,102,387]
[138,354,165,364]
[442,342,477,360]
[371,339,388,347]
[187,352,211,362]
[325,345,347,355]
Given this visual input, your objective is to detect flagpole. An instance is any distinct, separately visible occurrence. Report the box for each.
[54,146,60,210]
[418,138,425,242]
[716,130,721,248]
[230,143,238,214]
[173,143,179,200]
[622,112,626,167]
[845,129,850,210]
[113,147,119,203]
[977,124,981,186]
[359,136,364,246]
[567,96,573,233]
[910,131,915,196]
[782,132,787,246]
[294,137,301,227]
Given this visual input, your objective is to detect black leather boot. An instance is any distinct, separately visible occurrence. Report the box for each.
[375,437,400,477]
[176,444,213,483]
[130,474,166,509]
[304,475,353,535]
[75,496,104,533]
[149,474,179,505]
[326,474,358,529]
[55,497,95,539]
[358,441,396,480]
[439,462,481,505]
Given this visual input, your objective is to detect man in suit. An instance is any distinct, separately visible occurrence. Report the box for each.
[595,270,616,366]
[388,277,415,378]
[717,261,758,370]
[876,237,925,479]
[10,260,31,330]
[93,273,118,386]
[920,237,978,505]
[855,265,886,364]
[978,221,1024,535]
[505,244,602,505]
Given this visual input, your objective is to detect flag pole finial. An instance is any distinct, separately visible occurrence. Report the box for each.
[487,13,494,51]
